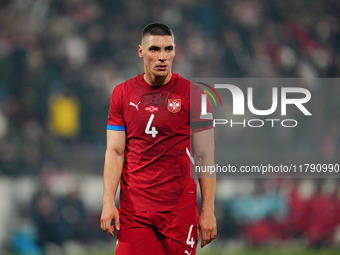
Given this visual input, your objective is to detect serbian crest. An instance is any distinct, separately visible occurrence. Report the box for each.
[168,99,181,113]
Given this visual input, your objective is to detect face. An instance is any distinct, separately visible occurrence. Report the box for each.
[138,35,175,79]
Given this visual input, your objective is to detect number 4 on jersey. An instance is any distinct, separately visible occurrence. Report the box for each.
[145,114,158,138]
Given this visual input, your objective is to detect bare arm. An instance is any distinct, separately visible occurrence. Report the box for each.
[193,128,217,248]
[100,129,126,237]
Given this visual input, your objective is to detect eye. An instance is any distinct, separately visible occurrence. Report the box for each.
[149,46,160,52]
[165,46,173,51]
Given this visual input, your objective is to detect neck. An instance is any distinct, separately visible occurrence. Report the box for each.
[144,72,172,86]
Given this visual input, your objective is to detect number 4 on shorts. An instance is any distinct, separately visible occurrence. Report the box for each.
[186,224,195,248]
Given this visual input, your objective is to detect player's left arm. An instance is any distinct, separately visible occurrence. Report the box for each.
[193,128,217,248]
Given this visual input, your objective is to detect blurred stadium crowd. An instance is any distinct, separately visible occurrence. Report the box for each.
[0,0,339,253]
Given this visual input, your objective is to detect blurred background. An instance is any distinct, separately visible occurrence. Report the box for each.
[0,0,339,254]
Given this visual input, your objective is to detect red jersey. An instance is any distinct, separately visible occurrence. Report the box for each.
[107,73,213,212]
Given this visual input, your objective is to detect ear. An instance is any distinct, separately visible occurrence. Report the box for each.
[138,45,143,58]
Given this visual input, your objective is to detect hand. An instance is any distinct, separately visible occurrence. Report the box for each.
[100,202,120,237]
[196,209,217,248]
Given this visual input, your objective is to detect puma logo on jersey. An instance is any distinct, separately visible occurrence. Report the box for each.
[184,250,192,255]
[129,101,140,110]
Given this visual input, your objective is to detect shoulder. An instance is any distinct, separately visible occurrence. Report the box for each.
[111,75,140,93]
[174,73,201,88]
[172,73,191,93]
[174,73,189,85]
[173,73,203,93]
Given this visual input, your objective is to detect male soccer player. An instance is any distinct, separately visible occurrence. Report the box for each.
[100,22,217,254]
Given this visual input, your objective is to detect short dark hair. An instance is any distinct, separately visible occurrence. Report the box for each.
[142,22,173,38]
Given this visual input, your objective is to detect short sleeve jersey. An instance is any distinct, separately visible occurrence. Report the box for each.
[107,73,213,212]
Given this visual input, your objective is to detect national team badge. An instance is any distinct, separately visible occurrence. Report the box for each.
[168,99,181,113]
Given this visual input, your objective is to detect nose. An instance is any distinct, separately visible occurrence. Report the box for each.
[159,51,166,62]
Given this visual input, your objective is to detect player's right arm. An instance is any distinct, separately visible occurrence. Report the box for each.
[100,129,126,237]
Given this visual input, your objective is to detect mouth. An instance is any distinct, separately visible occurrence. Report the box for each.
[156,65,167,71]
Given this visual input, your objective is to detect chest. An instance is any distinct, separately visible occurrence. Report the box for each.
[122,87,190,138]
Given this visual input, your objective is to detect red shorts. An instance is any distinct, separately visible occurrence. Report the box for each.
[115,203,199,255]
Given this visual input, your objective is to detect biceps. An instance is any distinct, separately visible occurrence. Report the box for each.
[106,130,126,155]
[193,129,214,162]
